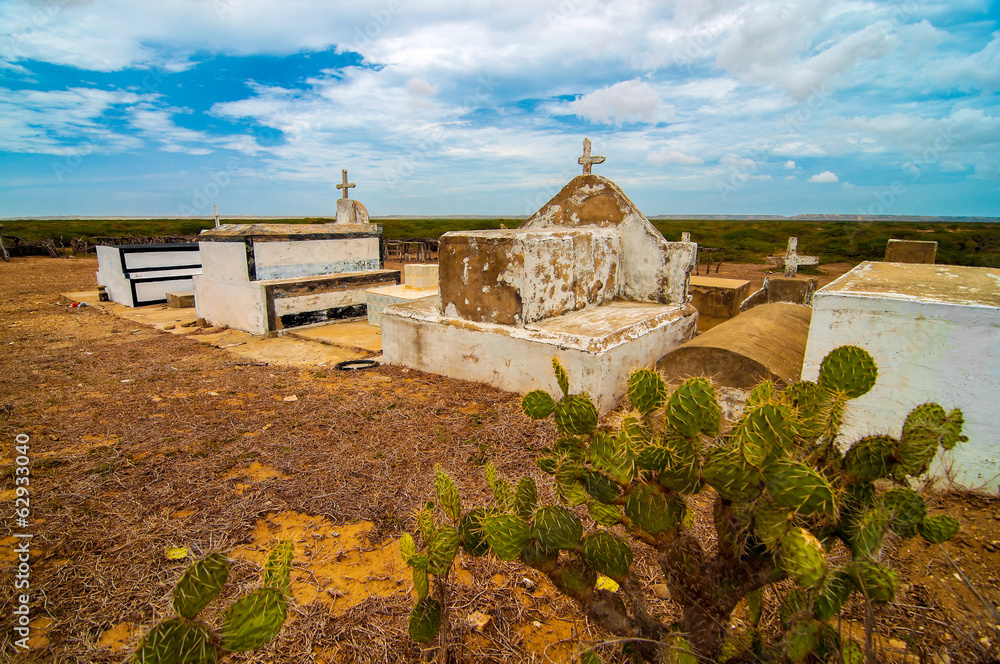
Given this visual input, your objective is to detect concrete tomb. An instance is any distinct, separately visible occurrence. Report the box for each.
[802,261,1000,491]
[96,243,202,307]
[688,276,751,332]
[193,222,399,335]
[366,264,439,327]
[656,303,812,388]
[884,238,937,264]
[740,276,817,312]
[382,140,699,413]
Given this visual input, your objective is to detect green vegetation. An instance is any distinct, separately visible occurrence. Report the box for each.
[3,217,1000,267]
[133,540,293,663]
[400,350,965,662]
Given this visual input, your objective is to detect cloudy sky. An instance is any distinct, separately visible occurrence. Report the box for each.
[1,0,998,218]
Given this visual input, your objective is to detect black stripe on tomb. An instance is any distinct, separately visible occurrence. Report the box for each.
[278,304,367,329]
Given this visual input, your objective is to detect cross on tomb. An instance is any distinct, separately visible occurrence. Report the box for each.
[336,169,356,199]
[781,237,819,278]
[578,138,605,175]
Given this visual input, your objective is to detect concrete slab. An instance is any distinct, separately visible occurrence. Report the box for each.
[166,290,195,308]
[286,321,384,353]
[688,276,751,332]
[657,303,812,387]
[885,239,937,264]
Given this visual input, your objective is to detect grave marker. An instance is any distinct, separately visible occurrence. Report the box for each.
[885,239,937,264]
[577,138,605,175]
[336,169,356,199]
[767,237,818,277]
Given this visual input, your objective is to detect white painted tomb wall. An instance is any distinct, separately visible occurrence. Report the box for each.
[802,261,1000,491]
[96,244,202,307]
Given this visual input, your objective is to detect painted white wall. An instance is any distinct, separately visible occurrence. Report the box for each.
[193,277,267,334]
[803,265,1000,491]
[199,242,250,283]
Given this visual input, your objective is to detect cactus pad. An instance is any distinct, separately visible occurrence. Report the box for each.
[942,409,966,450]
[399,533,416,563]
[412,567,429,599]
[554,394,599,436]
[817,345,877,398]
[522,389,556,419]
[172,553,230,620]
[427,525,460,576]
[779,527,828,588]
[883,488,927,538]
[552,358,571,396]
[784,618,822,663]
[665,377,721,438]
[408,597,442,644]
[919,514,960,544]
[657,441,703,495]
[763,459,837,516]
[753,505,792,550]
[732,404,794,464]
[482,514,531,560]
[580,531,633,579]
[434,466,462,522]
[219,587,288,652]
[843,435,898,481]
[588,428,634,484]
[848,506,890,558]
[848,560,898,603]
[624,484,684,536]
[627,369,667,415]
[588,500,622,527]
[133,617,217,664]
[531,506,584,550]
[703,446,761,502]
[458,508,490,557]
[813,569,853,620]
[262,540,294,593]
[515,476,539,519]
[582,470,619,503]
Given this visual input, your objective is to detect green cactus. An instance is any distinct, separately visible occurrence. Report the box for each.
[817,344,878,398]
[219,588,287,652]
[401,348,967,662]
[434,465,462,522]
[408,597,442,644]
[532,506,584,550]
[555,394,599,436]
[482,514,531,560]
[133,618,217,664]
[579,531,633,580]
[627,368,667,415]
[553,358,571,396]
[427,525,460,576]
[135,541,292,663]
[522,389,556,419]
[919,514,961,543]
[173,553,230,620]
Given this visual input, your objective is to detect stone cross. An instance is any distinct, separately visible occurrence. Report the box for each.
[213,203,220,228]
[578,138,605,175]
[336,169,356,199]
[781,237,819,278]
[681,232,691,242]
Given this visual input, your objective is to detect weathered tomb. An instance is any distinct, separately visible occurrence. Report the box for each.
[382,142,698,413]
[193,224,399,335]
[95,243,202,307]
[688,276,751,331]
[335,169,370,225]
[740,276,817,311]
[657,303,812,388]
[884,238,937,264]
[802,261,1000,490]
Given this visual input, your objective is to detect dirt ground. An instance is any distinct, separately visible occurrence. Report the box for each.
[0,256,998,664]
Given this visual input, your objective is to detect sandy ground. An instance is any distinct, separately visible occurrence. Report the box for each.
[0,256,997,664]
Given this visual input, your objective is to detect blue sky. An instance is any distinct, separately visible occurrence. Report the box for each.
[1,0,998,218]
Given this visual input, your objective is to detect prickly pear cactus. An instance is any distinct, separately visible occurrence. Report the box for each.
[401,346,967,661]
[133,540,294,664]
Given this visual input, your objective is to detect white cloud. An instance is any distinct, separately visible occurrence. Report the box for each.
[648,150,704,166]
[565,79,665,125]
[784,160,796,169]
[842,181,855,189]
[928,31,1000,93]
[405,78,438,96]
[809,171,839,183]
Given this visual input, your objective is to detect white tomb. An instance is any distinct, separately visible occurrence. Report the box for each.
[193,224,399,335]
[96,243,202,307]
[365,264,438,326]
[802,261,1000,491]
[382,141,699,413]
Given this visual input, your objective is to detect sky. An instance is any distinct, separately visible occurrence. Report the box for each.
[1,0,998,218]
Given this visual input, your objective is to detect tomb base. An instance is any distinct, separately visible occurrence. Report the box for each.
[382,298,698,414]
[688,276,751,331]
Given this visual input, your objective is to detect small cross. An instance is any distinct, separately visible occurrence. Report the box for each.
[578,138,605,175]
[336,169,356,199]
[782,237,819,278]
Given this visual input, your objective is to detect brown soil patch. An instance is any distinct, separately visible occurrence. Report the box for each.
[0,256,998,663]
